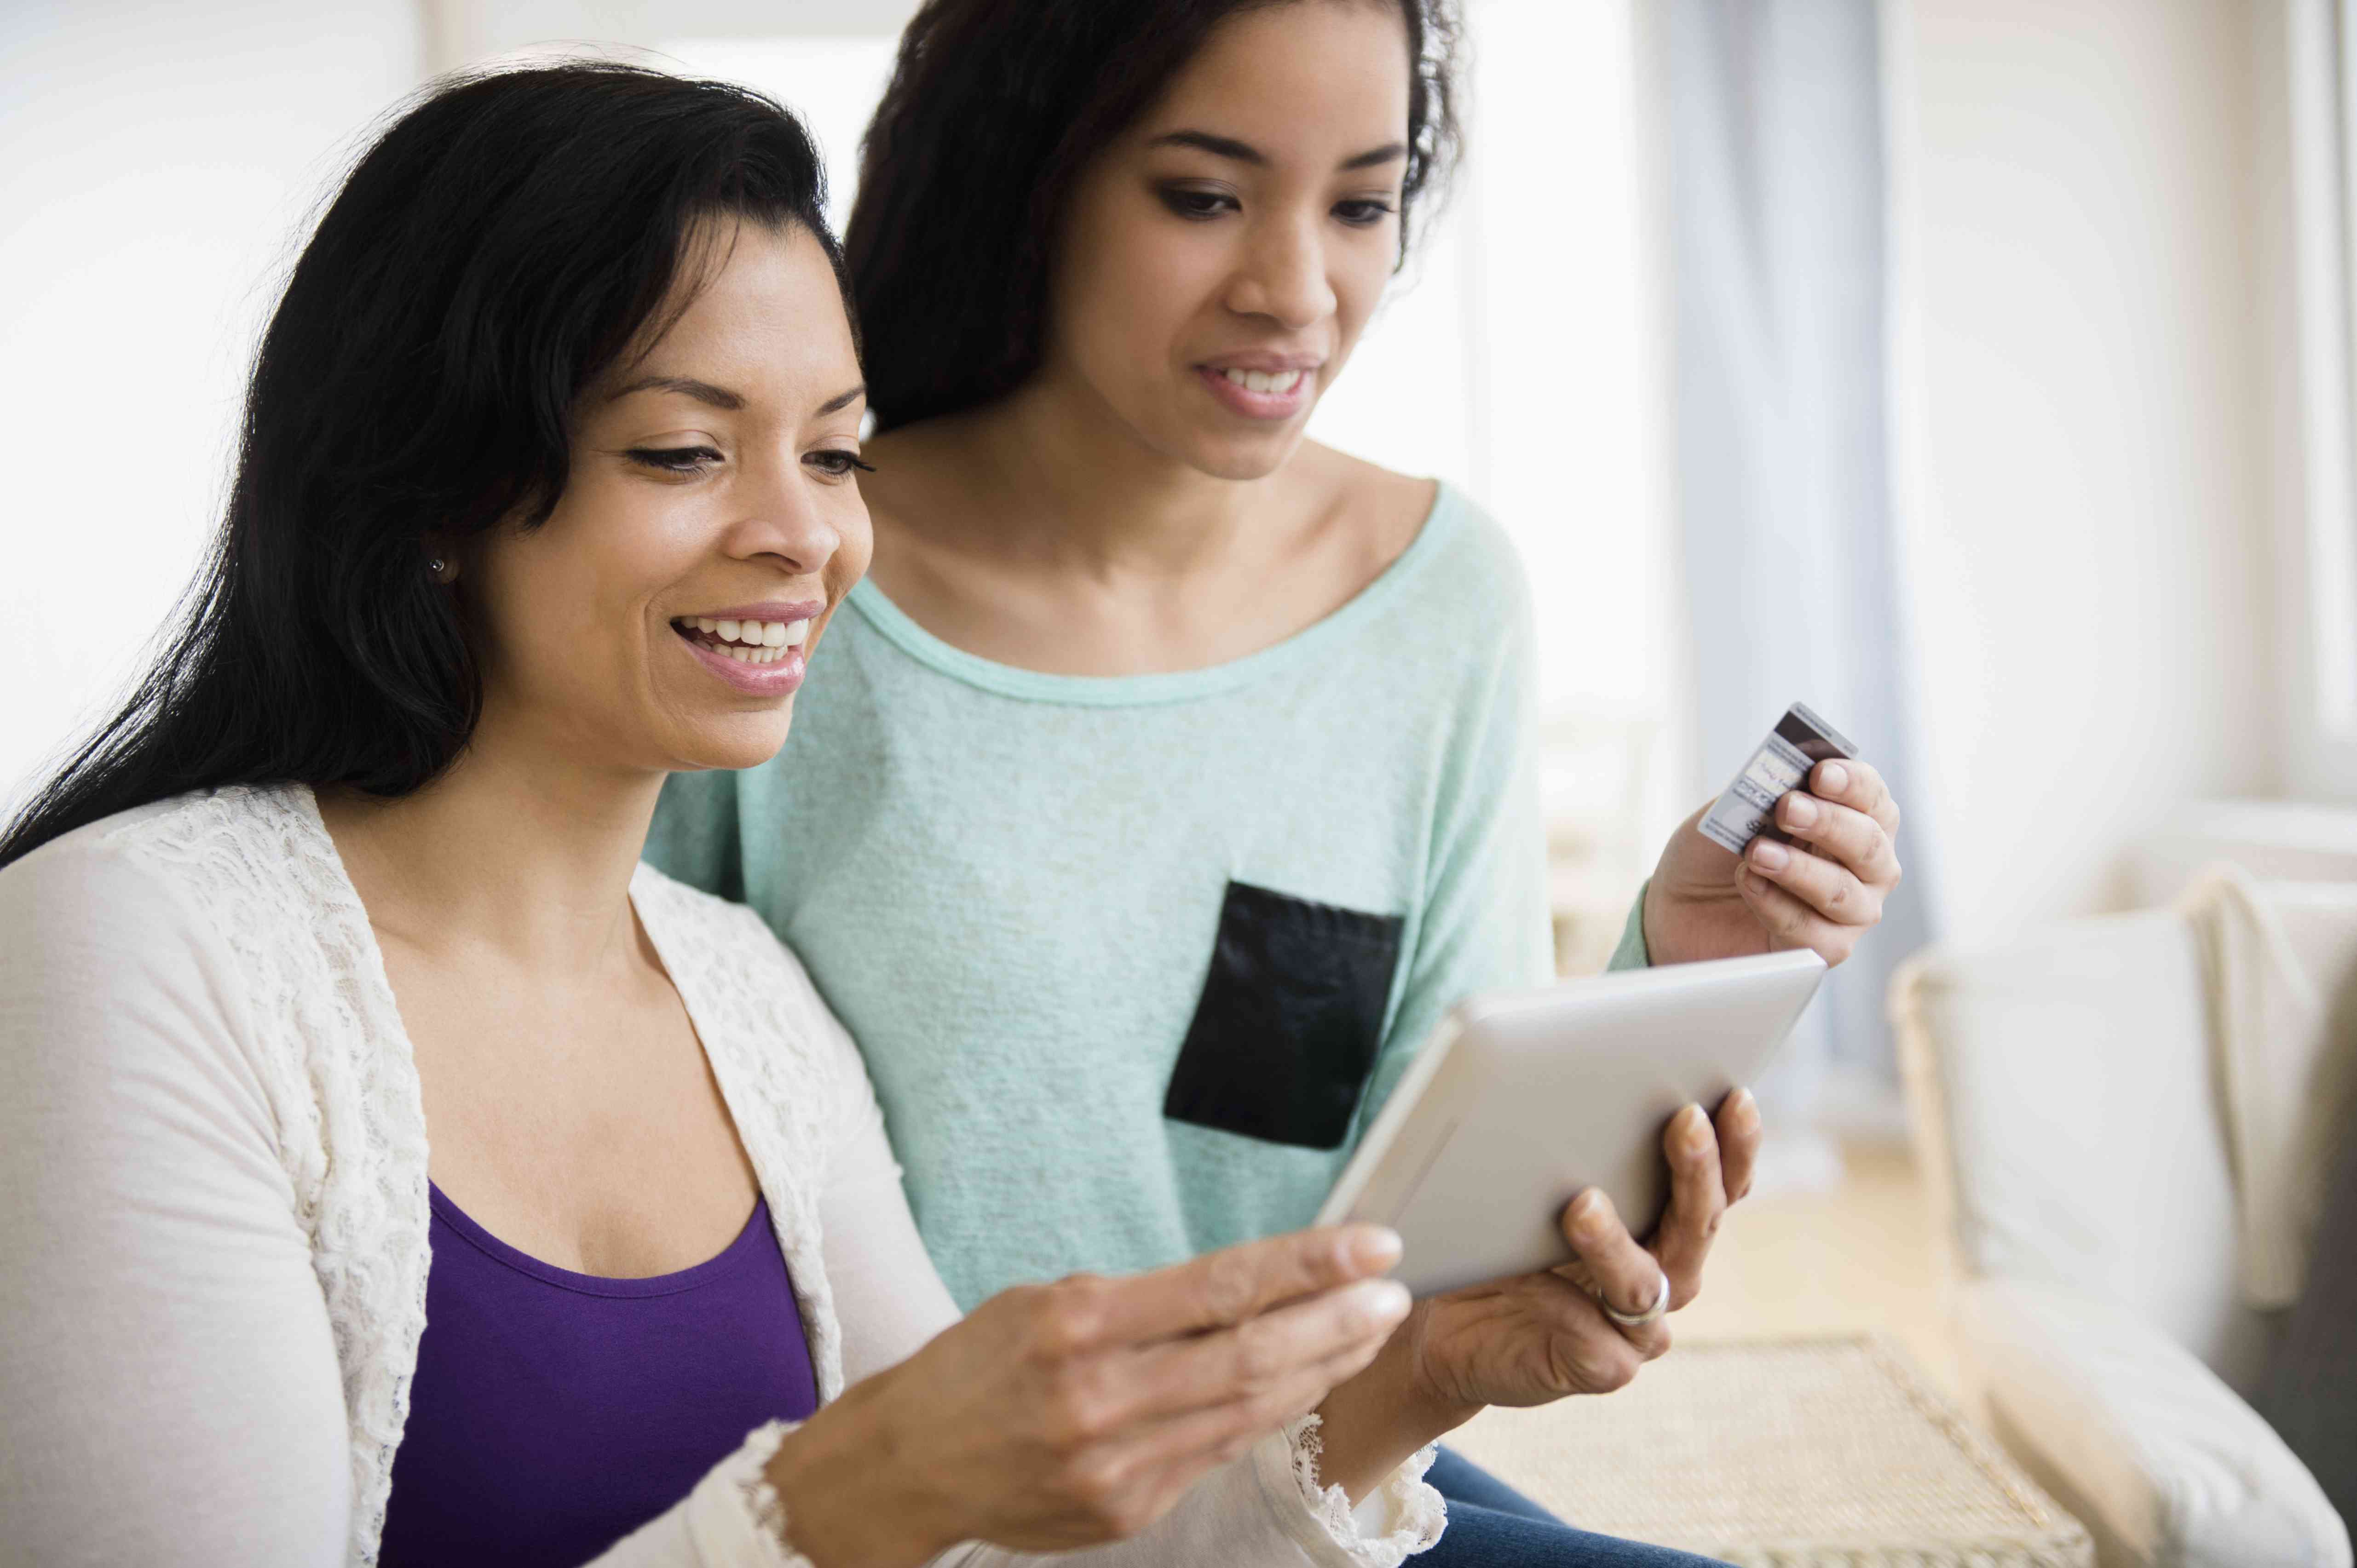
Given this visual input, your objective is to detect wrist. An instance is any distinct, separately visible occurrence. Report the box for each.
[1308,1306,1480,1503]
[762,1377,954,1568]
[1641,877,1700,968]
[1392,1300,1485,1437]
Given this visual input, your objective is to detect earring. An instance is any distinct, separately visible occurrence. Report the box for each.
[426,557,446,576]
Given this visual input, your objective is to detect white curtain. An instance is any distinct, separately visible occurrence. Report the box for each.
[1659,0,1935,1118]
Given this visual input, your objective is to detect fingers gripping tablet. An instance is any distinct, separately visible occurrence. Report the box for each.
[1315,951,1824,1298]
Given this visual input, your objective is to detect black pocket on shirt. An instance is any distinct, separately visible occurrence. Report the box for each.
[1164,881,1406,1151]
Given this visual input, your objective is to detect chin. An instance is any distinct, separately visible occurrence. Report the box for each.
[666,704,799,774]
[1176,425,1305,482]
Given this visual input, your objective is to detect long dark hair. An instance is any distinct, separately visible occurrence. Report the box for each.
[847,0,1463,433]
[0,63,846,869]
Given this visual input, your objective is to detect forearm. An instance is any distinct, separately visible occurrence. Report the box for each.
[1306,1305,1480,1503]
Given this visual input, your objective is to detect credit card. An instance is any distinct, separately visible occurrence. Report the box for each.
[1700,703,1857,855]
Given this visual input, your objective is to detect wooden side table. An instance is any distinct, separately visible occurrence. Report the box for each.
[1444,1335,2093,1567]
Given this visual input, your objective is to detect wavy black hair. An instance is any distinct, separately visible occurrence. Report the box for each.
[0,63,846,869]
[847,0,1463,432]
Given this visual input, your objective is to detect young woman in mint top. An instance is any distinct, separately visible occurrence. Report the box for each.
[648,0,1905,1556]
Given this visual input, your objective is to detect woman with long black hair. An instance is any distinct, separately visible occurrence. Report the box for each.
[0,62,1602,1567]
[649,3,1905,1562]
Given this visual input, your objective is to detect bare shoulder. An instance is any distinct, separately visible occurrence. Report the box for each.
[1295,439,1441,567]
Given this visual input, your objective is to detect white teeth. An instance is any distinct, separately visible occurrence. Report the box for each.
[1220,368,1302,395]
[677,613,812,660]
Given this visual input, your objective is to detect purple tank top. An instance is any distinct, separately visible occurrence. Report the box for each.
[378,1183,819,1567]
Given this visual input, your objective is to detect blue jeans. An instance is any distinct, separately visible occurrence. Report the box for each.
[1418,1448,1731,1567]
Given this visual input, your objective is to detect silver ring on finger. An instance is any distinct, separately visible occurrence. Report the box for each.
[1600,1265,1670,1330]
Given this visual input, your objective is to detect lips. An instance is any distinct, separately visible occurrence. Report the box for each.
[669,600,823,696]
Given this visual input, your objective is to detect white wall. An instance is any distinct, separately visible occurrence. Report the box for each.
[1884,0,2280,941]
[422,0,922,72]
[0,0,424,807]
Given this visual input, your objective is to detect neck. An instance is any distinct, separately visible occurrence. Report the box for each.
[318,706,663,976]
[962,366,1283,578]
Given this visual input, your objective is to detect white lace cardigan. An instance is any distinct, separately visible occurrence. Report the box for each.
[0,786,1445,1568]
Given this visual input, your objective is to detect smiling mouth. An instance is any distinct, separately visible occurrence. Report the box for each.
[670,615,810,666]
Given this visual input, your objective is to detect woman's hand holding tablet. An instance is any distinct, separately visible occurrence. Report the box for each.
[1307,1089,1761,1499]
[1301,947,1822,1501]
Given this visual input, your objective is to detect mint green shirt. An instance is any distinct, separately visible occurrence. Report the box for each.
[648,484,1647,1309]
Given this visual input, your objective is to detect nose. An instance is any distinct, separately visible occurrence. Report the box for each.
[719,451,840,579]
[1223,209,1337,330]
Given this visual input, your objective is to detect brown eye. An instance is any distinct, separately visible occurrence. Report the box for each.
[804,449,874,479]
[624,445,722,475]
[1159,185,1238,220]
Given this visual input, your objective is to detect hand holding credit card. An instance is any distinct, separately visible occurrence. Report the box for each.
[1640,701,1902,970]
[1699,703,1857,855]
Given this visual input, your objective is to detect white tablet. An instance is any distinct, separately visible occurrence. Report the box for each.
[1315,949,1826,1298]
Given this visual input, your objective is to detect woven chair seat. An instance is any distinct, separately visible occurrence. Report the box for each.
[1445,1335,2093,1568]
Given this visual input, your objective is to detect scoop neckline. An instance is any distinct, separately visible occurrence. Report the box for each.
[288,787,778,1301]
[426,1180,773,1299]
[841,480,1462,708]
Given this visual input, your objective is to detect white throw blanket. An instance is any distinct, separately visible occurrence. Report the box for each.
[2177,866,2357,1308]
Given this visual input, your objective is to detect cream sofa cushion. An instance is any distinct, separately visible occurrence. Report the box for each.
[1959,1279,2349,1568]
[1894,910,2259,1384]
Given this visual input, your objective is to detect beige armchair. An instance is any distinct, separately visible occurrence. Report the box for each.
[1891,883,2352,1568]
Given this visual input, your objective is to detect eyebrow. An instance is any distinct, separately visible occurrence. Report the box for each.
[608,375,743,410]
[608,377,867,417]
[1150,129,1408,172]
